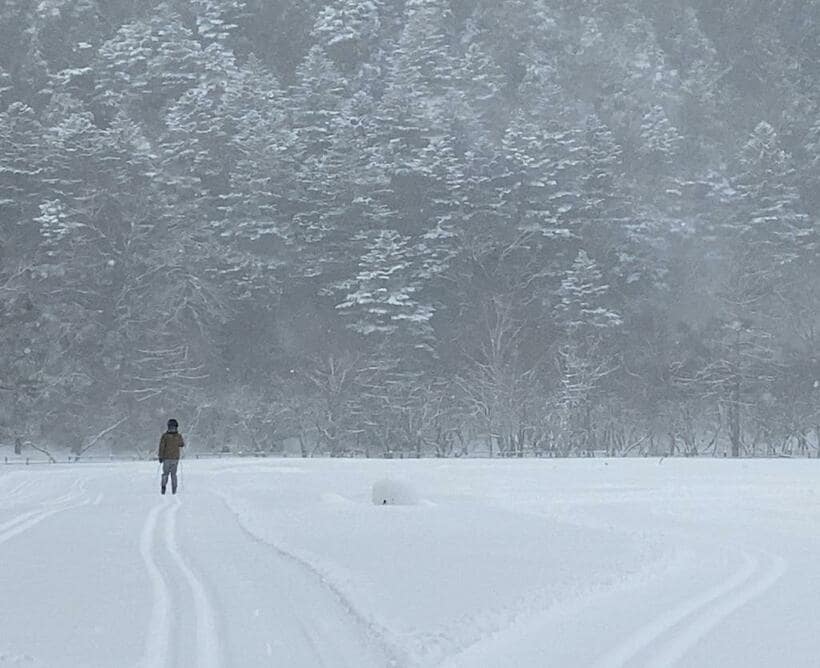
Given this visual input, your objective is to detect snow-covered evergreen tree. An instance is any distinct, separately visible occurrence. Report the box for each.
[337,229,434,341]
[312,0,383,71]
[95,5,203,122]
[638,105,683,167]
[728,121,810,304]
[0,103,44,234]
[556,250,623,334]
[193,0,247,48]
[458,18,505,117]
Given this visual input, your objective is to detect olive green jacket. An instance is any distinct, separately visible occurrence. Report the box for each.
[158,432,185,460]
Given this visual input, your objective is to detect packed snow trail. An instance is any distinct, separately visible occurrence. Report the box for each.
[1,458,820,667]
[137,502,172,668]
[135,494,225,668]
[164,498,222,668]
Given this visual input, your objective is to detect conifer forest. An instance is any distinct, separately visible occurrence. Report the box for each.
[1,0,818,458]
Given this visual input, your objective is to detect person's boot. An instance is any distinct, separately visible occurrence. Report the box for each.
[161,485,166,495]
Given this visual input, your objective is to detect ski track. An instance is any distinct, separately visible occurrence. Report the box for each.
[0,508,44,534]
[138,497,223,668]
[593,550,788,668]
[138,502,173,668]
[0,478,29,507]
[50,477,85,505]
[0,477,88,546]
[645,552,788,667]
[164,498,222,668]
[1,473,80,510]
[216,491,402,668]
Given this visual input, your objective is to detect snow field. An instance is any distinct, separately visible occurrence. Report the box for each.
[1,458,819,666]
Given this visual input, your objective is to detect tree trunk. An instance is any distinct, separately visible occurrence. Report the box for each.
[798,431,807,457]
[730,374,741,457]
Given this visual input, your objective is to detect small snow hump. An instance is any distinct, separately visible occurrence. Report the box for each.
[372,478,419,506]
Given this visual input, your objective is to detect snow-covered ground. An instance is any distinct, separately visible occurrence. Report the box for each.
[1,457,818,667]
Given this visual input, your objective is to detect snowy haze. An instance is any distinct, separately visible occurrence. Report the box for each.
[0,0,817,459]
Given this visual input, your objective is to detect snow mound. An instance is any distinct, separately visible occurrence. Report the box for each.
[372,478,419,506]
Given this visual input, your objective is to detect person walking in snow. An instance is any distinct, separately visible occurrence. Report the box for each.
[158,418,185,495]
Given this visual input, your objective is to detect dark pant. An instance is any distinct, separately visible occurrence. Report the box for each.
[161,459,179,493]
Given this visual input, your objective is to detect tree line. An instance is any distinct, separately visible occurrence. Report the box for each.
[1,0,818,457]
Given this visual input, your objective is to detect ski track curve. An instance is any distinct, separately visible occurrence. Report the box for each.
[592,550,788,668]
[138,502,173,668]
[0,508,45,534]
[0,477,88,546]
[216,491,402,668]
[164,498,222,668]
[644,552,788,667]
[0,478,29,507]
